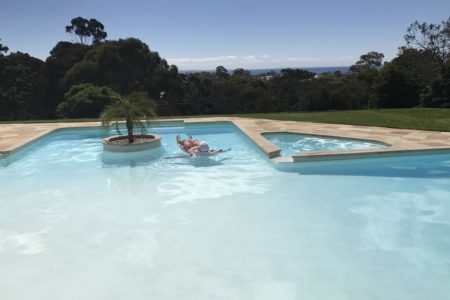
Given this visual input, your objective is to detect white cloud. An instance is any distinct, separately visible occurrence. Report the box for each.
[337,55,354,60]
[167,54,267,69]
[287,55,354,62]
[167,54,355,70]
[287,57,315,62]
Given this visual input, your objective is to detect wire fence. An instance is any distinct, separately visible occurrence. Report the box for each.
[156,98,312,116]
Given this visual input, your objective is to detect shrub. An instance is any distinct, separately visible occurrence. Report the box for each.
[56,83,116,118]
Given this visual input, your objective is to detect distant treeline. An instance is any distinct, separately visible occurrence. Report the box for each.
[181,67,351,76]
[0,17,449,120]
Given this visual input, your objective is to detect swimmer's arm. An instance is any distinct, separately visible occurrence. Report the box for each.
[188,146,200,155]
[216,148,231,153]
[202,149,231,156]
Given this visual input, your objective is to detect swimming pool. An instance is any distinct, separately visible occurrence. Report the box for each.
[1,122,449,300]
[263,132,386,157]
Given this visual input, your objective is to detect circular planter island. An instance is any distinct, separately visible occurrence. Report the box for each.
[102,134,162,152]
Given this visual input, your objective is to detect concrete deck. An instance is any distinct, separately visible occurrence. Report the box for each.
[1,117,450,162]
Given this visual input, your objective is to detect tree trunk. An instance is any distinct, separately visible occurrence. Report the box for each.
[126,118,134,143]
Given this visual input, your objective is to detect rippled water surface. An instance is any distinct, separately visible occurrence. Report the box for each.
[0,123,450,300]
[264,132,386,157]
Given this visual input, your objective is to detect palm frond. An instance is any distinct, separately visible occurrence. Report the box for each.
[100,91,158,137]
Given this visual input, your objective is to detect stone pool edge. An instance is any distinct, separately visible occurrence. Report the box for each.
[1,117,450,163]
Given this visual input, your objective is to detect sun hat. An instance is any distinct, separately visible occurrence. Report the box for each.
[199,141,209,152]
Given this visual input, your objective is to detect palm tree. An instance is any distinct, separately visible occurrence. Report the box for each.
[101,92,157,143]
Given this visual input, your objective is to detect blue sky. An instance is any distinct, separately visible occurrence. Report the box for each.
[1,0,449,69]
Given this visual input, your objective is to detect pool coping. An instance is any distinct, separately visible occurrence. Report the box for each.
[1,117,450,163]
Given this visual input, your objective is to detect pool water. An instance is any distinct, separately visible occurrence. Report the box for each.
[0,122,450,300]
[263,132,386,156]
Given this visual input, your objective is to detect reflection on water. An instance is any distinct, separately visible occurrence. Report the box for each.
[275,153,450,179]
[264,132,386,157]
[101,147,164,166]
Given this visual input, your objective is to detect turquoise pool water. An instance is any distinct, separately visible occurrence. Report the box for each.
[263,132,386,156]
[0,122,450,300]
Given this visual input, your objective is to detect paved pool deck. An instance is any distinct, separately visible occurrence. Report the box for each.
[1,117,450,162]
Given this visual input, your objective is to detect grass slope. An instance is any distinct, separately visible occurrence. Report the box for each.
[237,109,450,131]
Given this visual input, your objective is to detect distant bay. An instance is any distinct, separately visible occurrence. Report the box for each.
[181,66,350,75]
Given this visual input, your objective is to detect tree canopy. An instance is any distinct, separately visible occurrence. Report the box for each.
[404,17,450,62]
[56,83,116,118]
[0,39,8,56]
[350,51,384,72]
[65,17,107,45]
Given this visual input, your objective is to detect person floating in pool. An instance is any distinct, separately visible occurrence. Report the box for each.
[176,135,196,151]
[176,135,230,157]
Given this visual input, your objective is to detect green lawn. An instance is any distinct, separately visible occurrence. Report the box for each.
[236,108,450,131]
[1,108,450,132]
